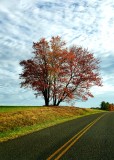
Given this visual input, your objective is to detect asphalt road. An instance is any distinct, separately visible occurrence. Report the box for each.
[0,112,114,160]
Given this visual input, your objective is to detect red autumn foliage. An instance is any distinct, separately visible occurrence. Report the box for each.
[20,36,102,106]
[108,104,114,111]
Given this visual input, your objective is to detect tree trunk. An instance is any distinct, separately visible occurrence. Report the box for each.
[56,100,62,106]
[45,98,49,106]
[44,97,49,106]
[53,97,57,106]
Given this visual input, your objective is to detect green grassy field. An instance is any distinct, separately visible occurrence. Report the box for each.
[0,106,42,112]
[0,106,105,142]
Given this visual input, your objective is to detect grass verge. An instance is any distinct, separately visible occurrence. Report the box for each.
[0,106,105,142]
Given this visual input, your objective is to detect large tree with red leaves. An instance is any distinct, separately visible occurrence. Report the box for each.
[20,36,102,106]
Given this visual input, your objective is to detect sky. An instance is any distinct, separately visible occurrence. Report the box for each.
[0,0,114,108]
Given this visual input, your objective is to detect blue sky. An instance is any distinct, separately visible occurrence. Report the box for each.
[0,0,114,108]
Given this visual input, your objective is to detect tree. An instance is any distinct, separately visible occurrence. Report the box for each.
[19,36,102,106]
[100,101,109,110]
[100,101,106,110]
[108,103,114,111]
[100,101,114,111]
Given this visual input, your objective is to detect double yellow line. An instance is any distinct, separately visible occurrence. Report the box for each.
[47,113,105,160]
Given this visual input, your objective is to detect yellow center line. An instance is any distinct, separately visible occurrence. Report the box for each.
[47,113,106,160]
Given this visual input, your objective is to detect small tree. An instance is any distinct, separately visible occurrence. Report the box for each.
[100,101,106,110]
[20,36,102,106]
[109,103,114,111]
[100,101,109,110]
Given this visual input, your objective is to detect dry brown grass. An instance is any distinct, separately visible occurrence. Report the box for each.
[0,106,103,142]
[0,106,97,132]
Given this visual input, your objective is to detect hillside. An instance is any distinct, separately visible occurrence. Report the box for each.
[0,106,104,142]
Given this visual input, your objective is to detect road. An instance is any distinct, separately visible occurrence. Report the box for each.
[0,112,114,160]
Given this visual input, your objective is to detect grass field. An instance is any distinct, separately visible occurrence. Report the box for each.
[0,106,42,112]
[0,106,104,142]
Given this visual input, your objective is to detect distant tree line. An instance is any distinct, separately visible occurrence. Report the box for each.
[100,101,114,111]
